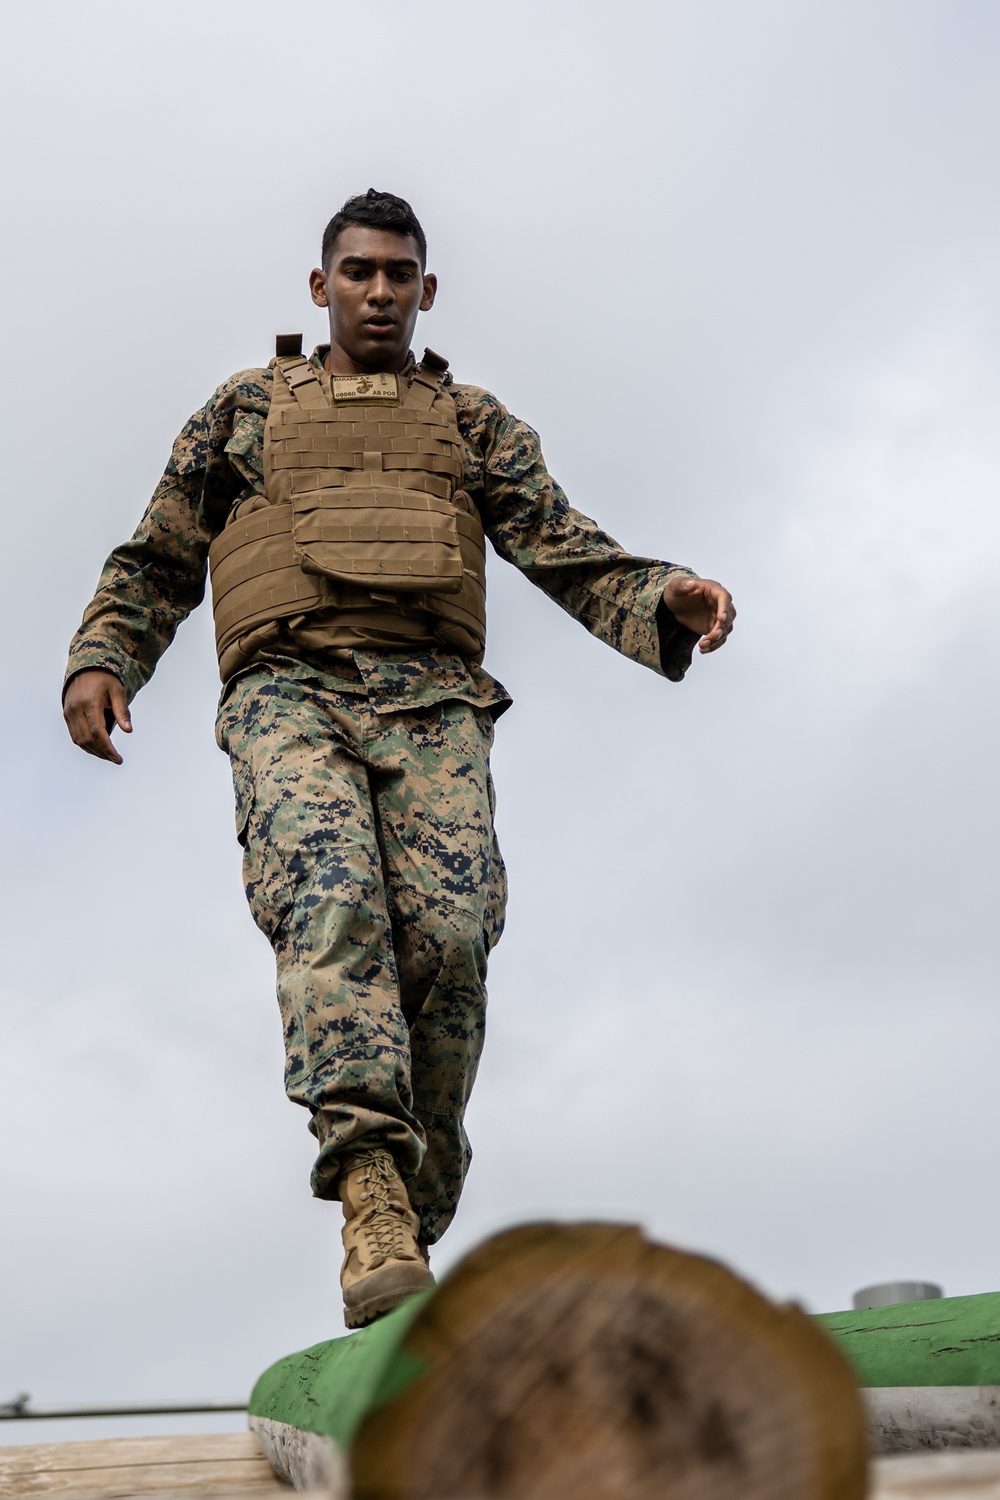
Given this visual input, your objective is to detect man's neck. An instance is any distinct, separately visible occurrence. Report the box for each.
[323,343,410,376]
[317,344,414,376]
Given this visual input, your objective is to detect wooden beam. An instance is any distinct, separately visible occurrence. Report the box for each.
[0,1432,287,1497]
[871,1452,1000,1497]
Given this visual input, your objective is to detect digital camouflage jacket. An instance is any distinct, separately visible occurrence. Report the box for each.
[65,348,700,716]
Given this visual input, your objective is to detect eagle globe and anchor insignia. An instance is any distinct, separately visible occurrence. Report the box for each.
[331,371,400,402]
[207,343,487,679]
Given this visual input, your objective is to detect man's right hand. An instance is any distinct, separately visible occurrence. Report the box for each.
[63,669,132,765]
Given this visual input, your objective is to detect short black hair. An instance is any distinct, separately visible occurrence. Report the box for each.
[321,189,427,270]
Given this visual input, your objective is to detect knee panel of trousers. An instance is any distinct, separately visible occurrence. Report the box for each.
[390,893,488,976]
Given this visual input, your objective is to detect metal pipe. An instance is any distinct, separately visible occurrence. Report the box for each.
[0,1396,246,1421]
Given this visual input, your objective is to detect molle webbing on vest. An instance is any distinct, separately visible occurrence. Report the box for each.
[208,348,488,677]
[273,360,465,592]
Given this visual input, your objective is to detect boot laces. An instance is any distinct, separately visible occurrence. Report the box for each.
[366,1213,409,1260]
[349,1150,411,1262]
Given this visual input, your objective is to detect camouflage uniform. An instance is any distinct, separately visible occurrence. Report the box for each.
[66,348,698,1243]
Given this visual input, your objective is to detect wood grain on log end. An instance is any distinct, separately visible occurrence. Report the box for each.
[351,1222,868,1500]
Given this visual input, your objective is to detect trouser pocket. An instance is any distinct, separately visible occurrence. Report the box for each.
[232,762,294,940]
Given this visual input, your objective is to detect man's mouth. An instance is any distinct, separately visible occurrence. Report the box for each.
[363,316,396,336]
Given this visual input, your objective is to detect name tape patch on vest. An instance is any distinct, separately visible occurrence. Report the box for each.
[332,372,399,402]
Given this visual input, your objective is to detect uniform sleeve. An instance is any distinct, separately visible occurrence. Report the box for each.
[63,370,270,701]
[472,400,701,682]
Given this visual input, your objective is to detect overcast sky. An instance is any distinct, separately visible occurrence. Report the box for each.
[3,0,1000,1446]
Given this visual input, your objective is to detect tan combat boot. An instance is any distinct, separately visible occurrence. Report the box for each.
[338,1148,434,1328]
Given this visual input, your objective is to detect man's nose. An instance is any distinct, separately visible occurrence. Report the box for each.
[367,272,395,305]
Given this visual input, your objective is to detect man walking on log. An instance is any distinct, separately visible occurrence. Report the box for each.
[63,190,735,1328]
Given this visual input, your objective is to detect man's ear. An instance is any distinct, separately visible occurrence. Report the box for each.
[309,268,330,308]
[419,272,438,313]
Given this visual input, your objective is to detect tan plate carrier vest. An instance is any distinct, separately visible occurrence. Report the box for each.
[208,342,487,679]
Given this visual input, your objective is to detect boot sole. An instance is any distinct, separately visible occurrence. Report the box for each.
[344,1263,435,1330]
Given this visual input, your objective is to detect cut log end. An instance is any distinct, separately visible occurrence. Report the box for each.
[351,1223,868,1500]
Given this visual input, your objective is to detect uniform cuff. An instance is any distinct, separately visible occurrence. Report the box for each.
[655,597,701,682]
[62,651,129,703]
[611,565,699,681]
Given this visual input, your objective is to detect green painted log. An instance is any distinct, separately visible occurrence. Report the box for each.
[249,1269,1000,1489]
[817,1293,1000,1389]
[250,1289,1000,1452]
[249,1223,868,1500]
[249,1290,432,1456]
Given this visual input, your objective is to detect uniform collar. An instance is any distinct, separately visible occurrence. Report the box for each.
[310,345,417,378]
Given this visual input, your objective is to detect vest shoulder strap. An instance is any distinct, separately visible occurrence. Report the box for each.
[272,352,329,411]
[408,348,450,410]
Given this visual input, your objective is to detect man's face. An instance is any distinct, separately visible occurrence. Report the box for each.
[309,225,437,373]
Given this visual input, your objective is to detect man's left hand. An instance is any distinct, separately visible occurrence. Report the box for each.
[662,574,736,654]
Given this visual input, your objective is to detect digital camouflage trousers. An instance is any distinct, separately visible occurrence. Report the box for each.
[216,664,507,1245]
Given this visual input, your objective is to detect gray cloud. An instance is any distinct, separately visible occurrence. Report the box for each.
[3,0,1000,1440]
